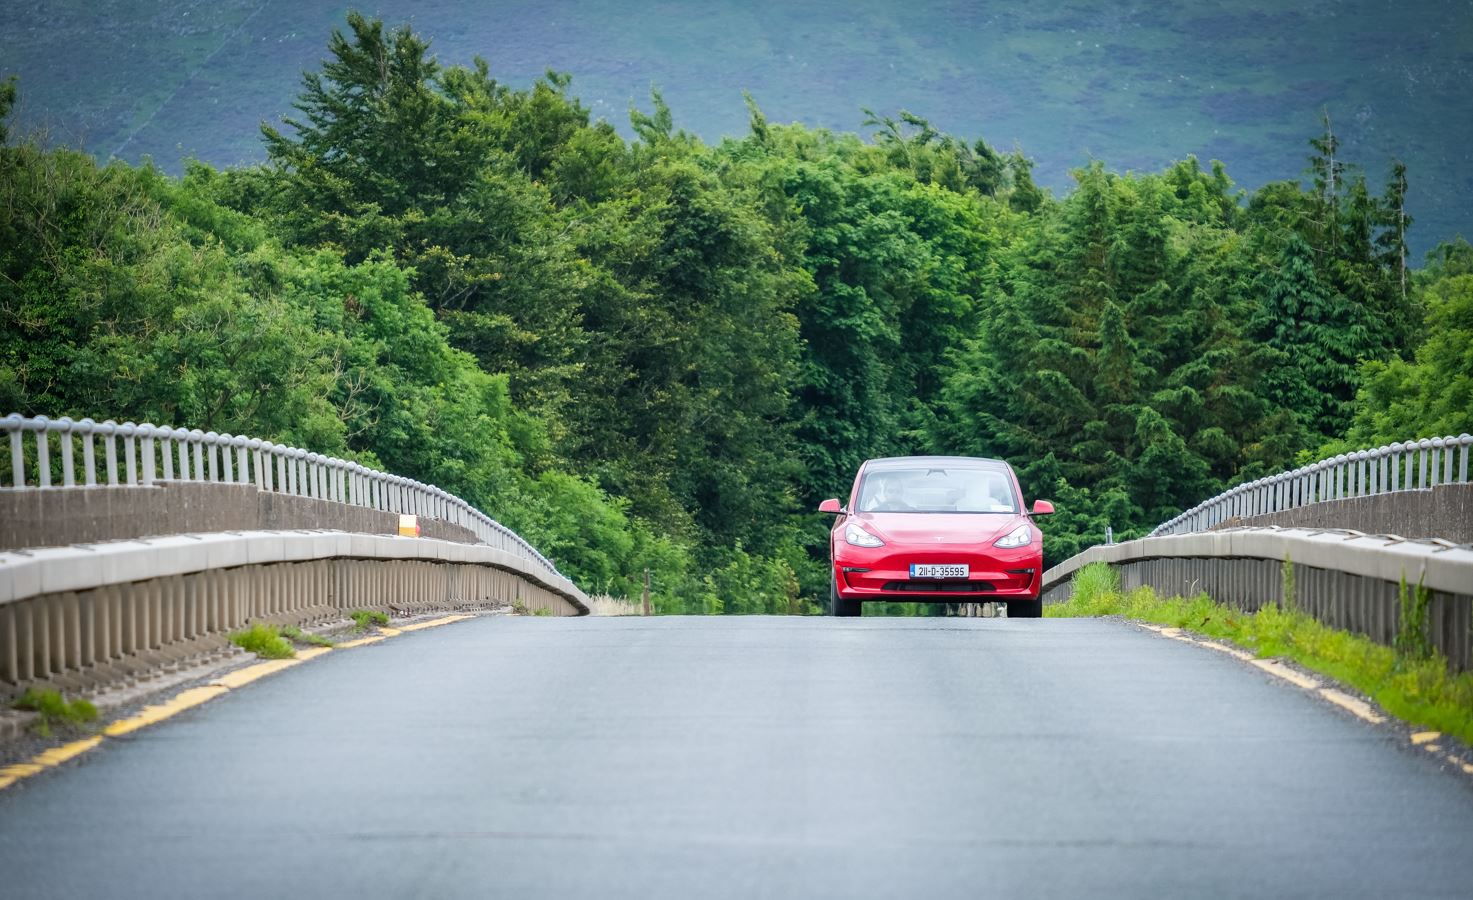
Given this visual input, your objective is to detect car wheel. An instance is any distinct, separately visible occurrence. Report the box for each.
[831,572,861,617]
[1009,597,1043,618]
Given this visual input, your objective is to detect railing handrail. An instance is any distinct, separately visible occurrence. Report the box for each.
[1,413,565,582]
[1150,433,1473,537]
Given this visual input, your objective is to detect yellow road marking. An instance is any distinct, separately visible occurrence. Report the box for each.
[33,736,103,766]
[398,614,475,632]
[1135,622,1473,781]
[0,762,46,789]
[1,613,479,792]
[1198,640,1256,662]
[336,635,387,648]
[105,685,230,736]
[211,658,301,690]
[1318,688,1386,724]
[1251,659,1320,690]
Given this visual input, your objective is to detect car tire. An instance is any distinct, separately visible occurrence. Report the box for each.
[1009,597,1043,618]
[831,572,861,617]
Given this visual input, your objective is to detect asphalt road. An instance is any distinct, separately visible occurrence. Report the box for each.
[2,615,1472,899]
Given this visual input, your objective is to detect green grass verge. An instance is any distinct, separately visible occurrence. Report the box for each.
[229,622,297,659]
[1048,563,1473,745]
[280,625,335,648]
[12,687,99,737]
[349,610,390,632]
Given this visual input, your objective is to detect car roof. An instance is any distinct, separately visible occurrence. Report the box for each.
[861,455,1011,471]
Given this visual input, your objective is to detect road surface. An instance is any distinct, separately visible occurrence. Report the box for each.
[2,615,1472,898]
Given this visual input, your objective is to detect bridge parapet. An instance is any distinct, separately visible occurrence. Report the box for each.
[1151,434,1473,538]
[1043,527,1473,671]
[1,413,591,701]
[2,413,562,581]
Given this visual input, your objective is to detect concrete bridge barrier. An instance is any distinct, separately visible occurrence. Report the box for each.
[1043,527,1473,672]
[0,414,592,701]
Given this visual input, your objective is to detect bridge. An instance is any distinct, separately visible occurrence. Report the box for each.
[1,413,1471,898]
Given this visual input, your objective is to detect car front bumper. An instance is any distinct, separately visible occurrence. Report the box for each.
[833,545,1041,600]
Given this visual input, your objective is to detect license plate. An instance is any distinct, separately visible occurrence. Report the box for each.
[909,563,969,579]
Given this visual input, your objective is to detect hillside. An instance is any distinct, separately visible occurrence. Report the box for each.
[3,0,1469,256]
[2,15,1469,615]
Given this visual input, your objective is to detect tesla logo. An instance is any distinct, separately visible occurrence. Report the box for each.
[933,536,943,541]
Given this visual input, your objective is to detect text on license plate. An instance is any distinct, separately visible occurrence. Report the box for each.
[909,563,969,579]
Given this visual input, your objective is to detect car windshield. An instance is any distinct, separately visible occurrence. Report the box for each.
[856,466,1018,513]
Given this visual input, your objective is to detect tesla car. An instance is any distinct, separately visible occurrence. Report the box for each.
[819,456,1053,617]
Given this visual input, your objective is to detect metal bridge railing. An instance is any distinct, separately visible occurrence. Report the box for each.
[1,413,564,582]
[1151,434,1473,538]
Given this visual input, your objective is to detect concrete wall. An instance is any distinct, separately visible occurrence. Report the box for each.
[1215,483,1473,543]
[1041,527,1473,672]
[0,529,590,699]
[0,482,480,550]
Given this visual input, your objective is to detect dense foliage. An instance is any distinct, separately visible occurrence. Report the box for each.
[2,19,1468,613]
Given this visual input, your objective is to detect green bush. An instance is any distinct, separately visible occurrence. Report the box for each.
[230,623,297,659]
[12,687,99,737]
[349,610,390,631]
[280,624,335,647]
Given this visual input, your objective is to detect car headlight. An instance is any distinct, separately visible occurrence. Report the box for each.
[844,523,885,547]
[993,523,1032,549]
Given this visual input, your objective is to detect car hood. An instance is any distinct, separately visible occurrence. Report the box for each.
[854,512,1023,545]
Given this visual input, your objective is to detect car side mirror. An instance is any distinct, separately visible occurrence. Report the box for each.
[819,498,842,514]
[1031,499,1055,515]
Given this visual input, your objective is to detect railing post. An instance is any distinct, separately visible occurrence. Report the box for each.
[7,414,24,488]
[36,416,52,487]
[191,430,205,482]
[206,433,220,482]
[237,440,251,487]
[80,418,97,487]
[219,434,233,483]
[141,425,156,486]
[158,427,174,481]
[58,417,76,487]
[103,421,120,486]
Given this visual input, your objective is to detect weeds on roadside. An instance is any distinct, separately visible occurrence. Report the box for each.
[533,607,552,617]
[280,625,335,648]
[13,687,98,738]
[1047,563,1473,744]
[1395,572,1433,661]
[349,610,390,632]
[229,623,296,659]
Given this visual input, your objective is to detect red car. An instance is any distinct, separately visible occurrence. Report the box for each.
[819,456,1054,618]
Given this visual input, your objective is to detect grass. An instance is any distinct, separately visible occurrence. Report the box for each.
[1048,563,1473,745]
[280,625,335,648]
[229,622,296,659]
[349,610,390,632]
[511,600,553,616]
[12,687,99,738]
